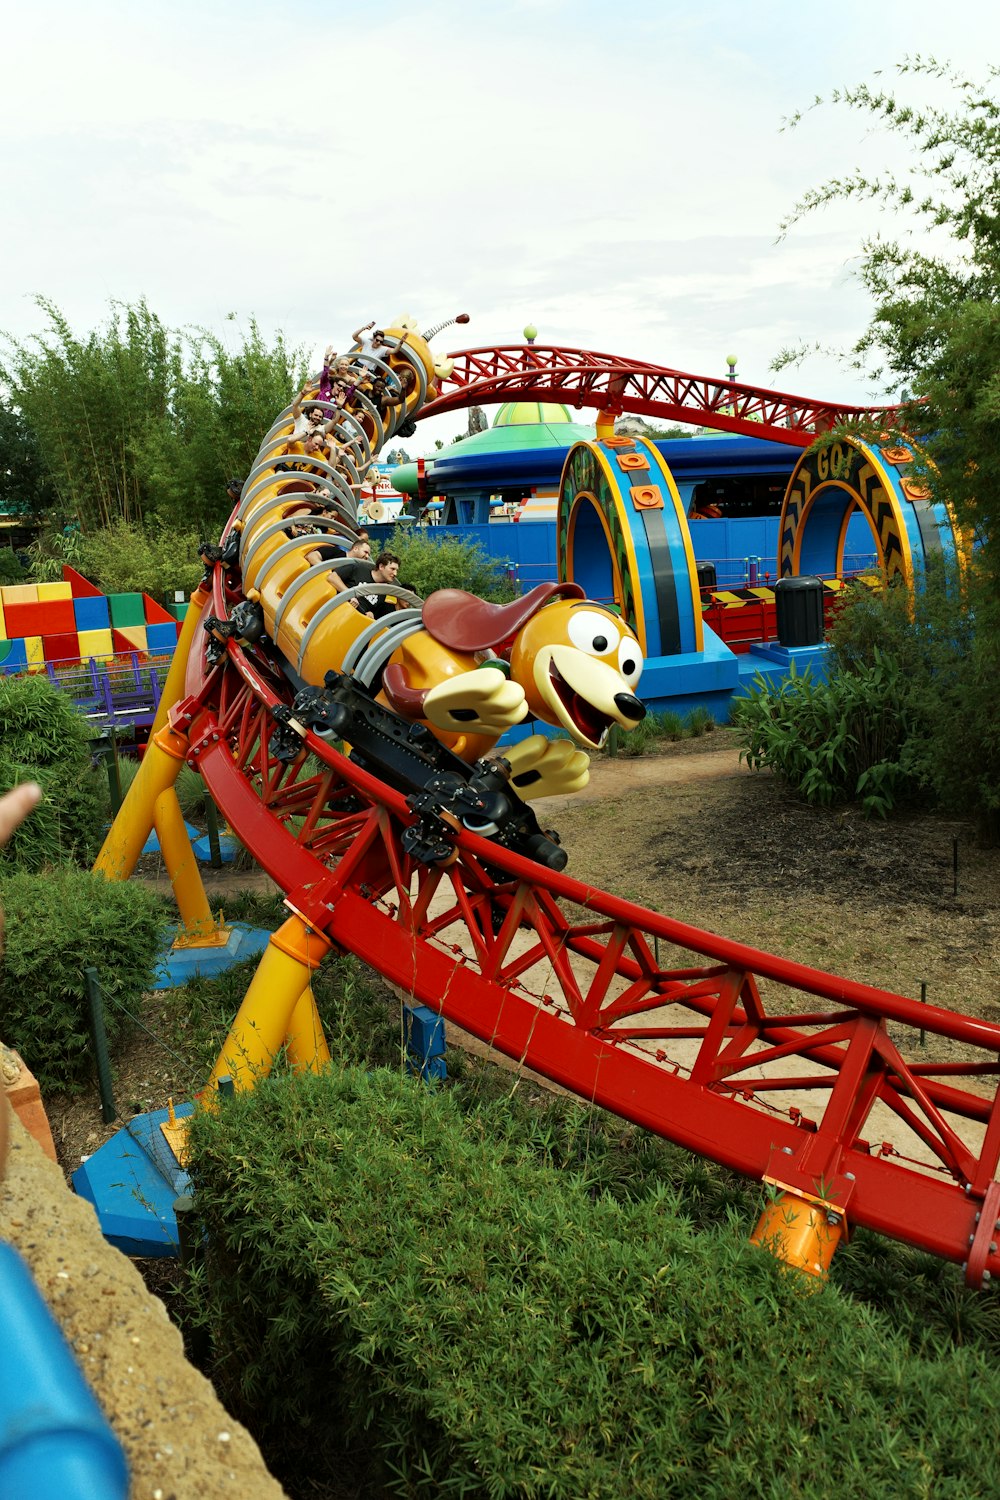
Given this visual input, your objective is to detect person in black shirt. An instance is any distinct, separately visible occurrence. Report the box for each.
[329,550,409,619]
[305,533,370,568]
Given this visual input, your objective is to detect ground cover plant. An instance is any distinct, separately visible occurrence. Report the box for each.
[607,704,716,758]
[185,1065,1000,1500]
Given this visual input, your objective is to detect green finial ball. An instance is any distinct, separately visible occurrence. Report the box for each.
[726,354,738,370]
[524,323,538,343]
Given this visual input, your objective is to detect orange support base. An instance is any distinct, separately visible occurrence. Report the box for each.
[750,1184,846,1281]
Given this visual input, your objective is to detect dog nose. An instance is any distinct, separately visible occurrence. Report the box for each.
[614,693,646,721]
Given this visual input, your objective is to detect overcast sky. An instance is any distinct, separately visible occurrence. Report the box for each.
[1,0,996,454]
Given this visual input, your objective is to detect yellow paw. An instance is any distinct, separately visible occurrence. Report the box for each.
[504,735,590,800]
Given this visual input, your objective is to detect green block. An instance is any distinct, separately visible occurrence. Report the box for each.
[168,601,189,622]
[109,592,146,627]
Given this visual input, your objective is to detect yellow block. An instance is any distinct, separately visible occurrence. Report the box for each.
[37,581,73,601]
[78,628,114,662]
[0,584,38,605]
[24,635,45,668]
[0,600,5,641]
[115,624,147,651]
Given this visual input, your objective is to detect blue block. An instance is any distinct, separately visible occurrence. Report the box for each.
[191,831,241,864]
[0,638,28,673]
[73,1103,194,1257]
[145,621,179,653]
[141,820,201,856]
[405,1003,447,1060]
[73,595,110,631]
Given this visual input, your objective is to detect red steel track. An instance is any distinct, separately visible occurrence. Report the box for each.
[177,569,1000,1285]
[422,345,900,445]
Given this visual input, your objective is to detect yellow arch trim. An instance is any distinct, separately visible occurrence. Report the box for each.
[787,439,914,585]
[564,442,650,653]
[641,436,704,653]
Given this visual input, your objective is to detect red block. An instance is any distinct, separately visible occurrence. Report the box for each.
[3,600,76,637]
[142,591,175,624]
[112,627,145,657]
[62,565,103,599]
[42,631,81,664]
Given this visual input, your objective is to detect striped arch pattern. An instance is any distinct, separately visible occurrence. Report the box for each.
[779,436,959,584]
[557,438,702,660]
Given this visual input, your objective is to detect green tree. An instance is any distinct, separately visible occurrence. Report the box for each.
[1,298,309,539]
[775,62,1000,839]
[779,59,1000,568]
[0,397,56,518]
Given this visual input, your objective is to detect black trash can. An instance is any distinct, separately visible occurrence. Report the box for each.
[696,561,717,593]
[773,575,825,647]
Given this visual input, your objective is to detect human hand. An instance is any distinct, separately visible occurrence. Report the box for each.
[0,782,41,849]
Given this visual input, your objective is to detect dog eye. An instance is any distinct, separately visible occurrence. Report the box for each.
[567,609,620,657]
[618,637,641,683]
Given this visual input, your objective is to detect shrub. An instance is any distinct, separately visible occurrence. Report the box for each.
[0,867,165,1093]
[163,949,401,1088]
[0,675,106,870]
[386,527,518,602]
[186,1067,1000,1499]
[827,568,1000,841]
[0,548,26,584]
[732,655,920,816]
[74,519,203,597]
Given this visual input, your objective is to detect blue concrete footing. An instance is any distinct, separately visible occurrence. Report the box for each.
[151,922,273,989]
[141,821,201,856]
[191,831,241,865]
[73,1103,194,1257]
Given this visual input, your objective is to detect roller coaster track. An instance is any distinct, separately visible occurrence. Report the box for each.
[124,329,996,1284]
[421,345,902,446]
[178,573,1000,1286]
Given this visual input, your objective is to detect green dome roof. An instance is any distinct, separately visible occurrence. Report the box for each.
[493,401,574,427]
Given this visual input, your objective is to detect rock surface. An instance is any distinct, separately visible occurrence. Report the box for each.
[0,1101,288,1500]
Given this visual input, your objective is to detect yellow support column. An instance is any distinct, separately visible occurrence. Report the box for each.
[202,915,332,1096]
[153,786,226,943]
[151,583,210,737]
[750,1188,846,1281]
[93,723,190,882]
[285,985,333,1074]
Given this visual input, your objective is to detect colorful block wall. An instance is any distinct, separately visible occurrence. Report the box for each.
[0,571,183,674]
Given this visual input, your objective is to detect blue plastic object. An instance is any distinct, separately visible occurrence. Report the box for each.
[73,1104,194,1257]
[404,1004,448,1081]
[0,1242,129,1499]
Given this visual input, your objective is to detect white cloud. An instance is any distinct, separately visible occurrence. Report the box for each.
[2,0,998,455]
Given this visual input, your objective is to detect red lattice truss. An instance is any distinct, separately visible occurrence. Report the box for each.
[174,574,1000,1285]
[421,345,900,446]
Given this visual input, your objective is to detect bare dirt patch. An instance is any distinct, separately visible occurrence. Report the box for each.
[549,729,999,1030]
